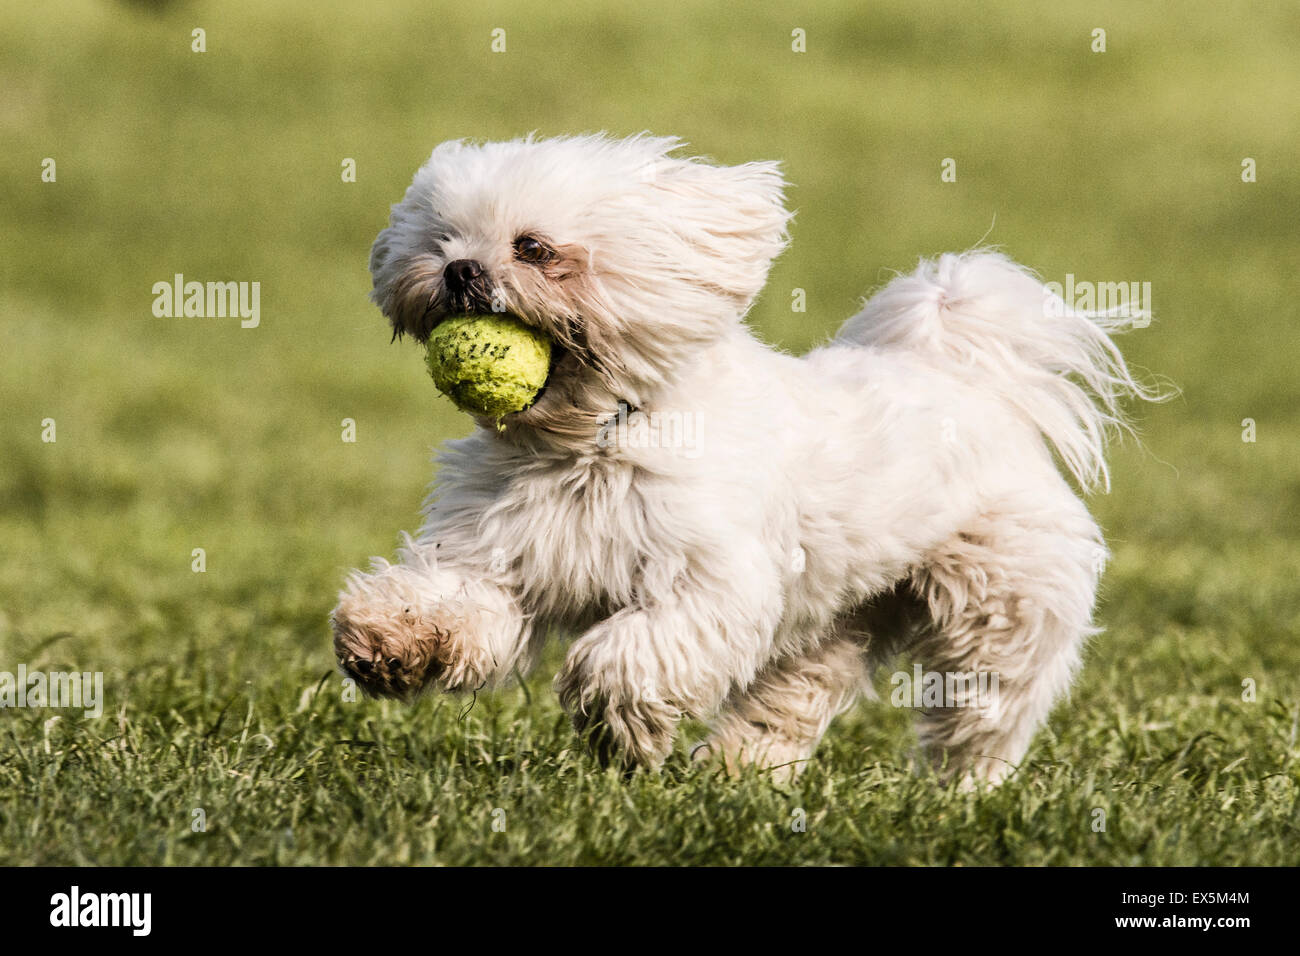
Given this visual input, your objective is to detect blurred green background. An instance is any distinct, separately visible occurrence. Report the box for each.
[0,0,1297,865]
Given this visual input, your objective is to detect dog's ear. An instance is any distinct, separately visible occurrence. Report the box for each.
[368,226,400,320]
[368,247,444,342]
[649,158,792,310]
[369,227,393,283]
[367,140,471,336]
[368,225,443,341]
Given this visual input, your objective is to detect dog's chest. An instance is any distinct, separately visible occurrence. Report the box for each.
[499,460,668,620]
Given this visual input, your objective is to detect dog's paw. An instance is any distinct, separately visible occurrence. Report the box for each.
[331,593,456,699]
[688,734,809,784]
[554,639,680,768]
[330,562,517,698]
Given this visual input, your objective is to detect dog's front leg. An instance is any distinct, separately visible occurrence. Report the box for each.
[331,541,530,699]
[555,590,779,769]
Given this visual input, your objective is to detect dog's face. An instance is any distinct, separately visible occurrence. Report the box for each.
[369,135,790,435]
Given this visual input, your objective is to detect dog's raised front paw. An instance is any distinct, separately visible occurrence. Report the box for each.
[331,594,456,699]
[330,559,523,698]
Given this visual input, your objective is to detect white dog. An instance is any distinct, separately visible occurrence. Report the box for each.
[332,134,1155,783]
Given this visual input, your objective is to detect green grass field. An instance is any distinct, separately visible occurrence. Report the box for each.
[2,0,1298,865]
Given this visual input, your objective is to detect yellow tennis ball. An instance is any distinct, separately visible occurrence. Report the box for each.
[424,315,552,420]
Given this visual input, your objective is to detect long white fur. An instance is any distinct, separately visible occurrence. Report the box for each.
[332,134,1156,784]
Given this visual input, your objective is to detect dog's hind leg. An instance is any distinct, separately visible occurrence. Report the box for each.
[692,637,867,782]
[908,501,1104,786]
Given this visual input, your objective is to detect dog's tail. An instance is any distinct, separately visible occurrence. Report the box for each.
[835,250,1165,492]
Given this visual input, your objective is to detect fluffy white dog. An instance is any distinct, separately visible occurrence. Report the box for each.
[331,134,1155,783]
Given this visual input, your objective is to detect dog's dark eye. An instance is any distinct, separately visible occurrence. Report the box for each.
[513,235,553,264]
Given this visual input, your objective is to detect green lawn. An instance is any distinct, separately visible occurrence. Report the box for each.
[1,0,1297,865]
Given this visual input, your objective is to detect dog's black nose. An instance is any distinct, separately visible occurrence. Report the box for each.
[444,259,483,293]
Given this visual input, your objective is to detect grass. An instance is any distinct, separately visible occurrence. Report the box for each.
[1,0,1298,865]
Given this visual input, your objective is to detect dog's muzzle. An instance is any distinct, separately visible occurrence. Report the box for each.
[443,258,495,314]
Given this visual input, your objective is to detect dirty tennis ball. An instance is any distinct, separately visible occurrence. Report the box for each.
[424,314,552,420]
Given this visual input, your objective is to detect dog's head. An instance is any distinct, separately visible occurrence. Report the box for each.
[369,134,790,437]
